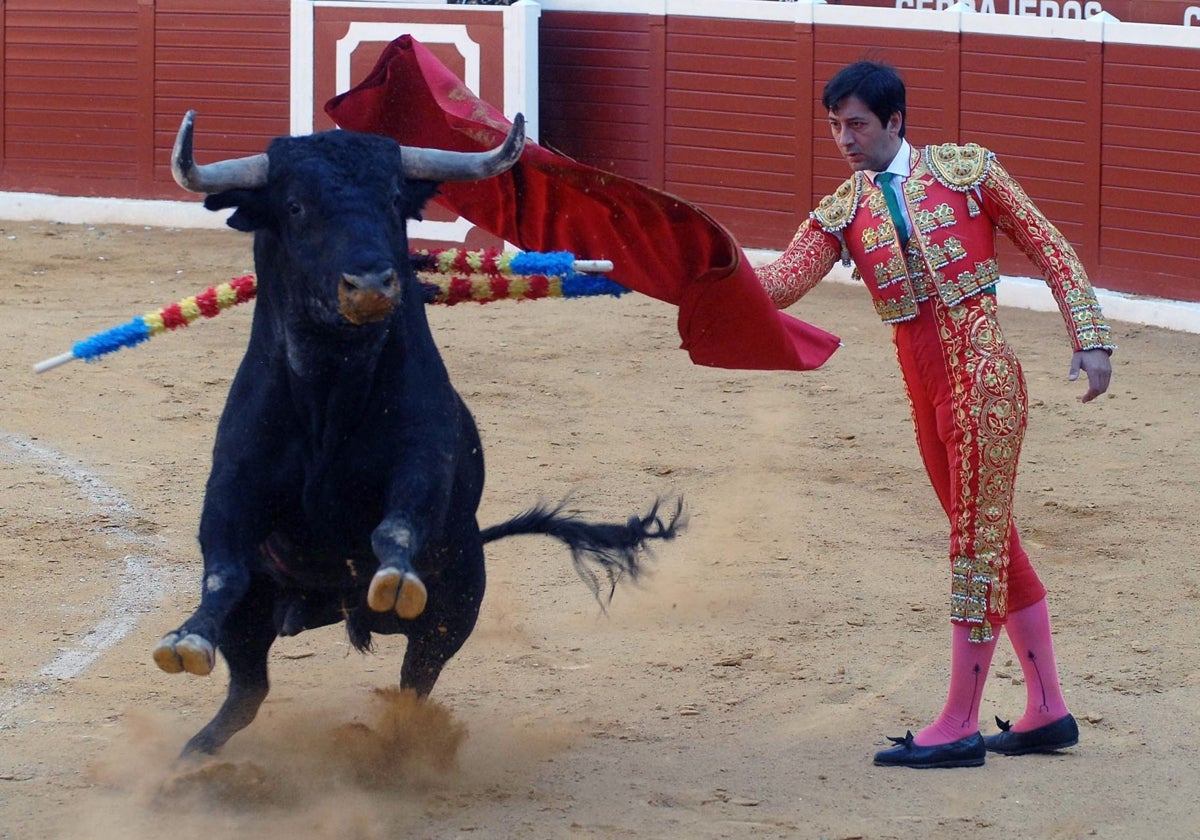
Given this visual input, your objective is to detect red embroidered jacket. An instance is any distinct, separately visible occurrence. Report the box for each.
[757,143,1115,353]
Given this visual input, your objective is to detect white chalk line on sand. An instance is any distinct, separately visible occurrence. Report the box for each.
[0,431,176,727]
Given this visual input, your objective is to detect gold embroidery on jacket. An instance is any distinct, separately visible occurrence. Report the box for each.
[903,178,928,204]
[913,202,956,234]
[926,143,992,189]
[866,189,888,218]
[944,259,1000,304]
[873,253,909,289]
[812,176,861,232]
[925,236,969,271]
[862,222,898,254]
[906,250,937,300]
[944,237,967,264]
[756,218,840,309]
[912,207,936,234]
[872,292,918,322]
[861,225,878,251]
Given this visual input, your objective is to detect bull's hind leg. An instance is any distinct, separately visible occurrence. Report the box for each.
[178,577,278,756]
[400,550,485,696]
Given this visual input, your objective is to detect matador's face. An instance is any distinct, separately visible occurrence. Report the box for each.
[828,95,903,173]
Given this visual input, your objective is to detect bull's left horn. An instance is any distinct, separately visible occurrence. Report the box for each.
[171,110,269,194]
[400,113,525,183]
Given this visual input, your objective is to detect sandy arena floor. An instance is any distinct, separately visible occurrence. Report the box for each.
[1,220,1198,839]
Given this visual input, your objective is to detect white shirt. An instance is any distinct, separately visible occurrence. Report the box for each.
[872,140,913,183]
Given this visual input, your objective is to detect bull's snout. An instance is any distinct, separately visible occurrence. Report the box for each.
[338,269,401,325]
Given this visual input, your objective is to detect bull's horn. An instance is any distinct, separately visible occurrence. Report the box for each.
[171,110,269,194]
[400,113,525,183]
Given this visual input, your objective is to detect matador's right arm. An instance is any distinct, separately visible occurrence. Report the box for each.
[754,218,842,310]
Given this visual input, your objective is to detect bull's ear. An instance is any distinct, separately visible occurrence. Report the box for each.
[204,190,269,233]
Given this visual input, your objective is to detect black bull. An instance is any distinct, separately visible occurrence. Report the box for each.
[152,111,684,756]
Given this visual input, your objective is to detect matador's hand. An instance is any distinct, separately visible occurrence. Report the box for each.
[1069,349,1112,403]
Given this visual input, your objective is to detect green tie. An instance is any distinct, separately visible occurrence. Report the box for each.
[875,172,909,248]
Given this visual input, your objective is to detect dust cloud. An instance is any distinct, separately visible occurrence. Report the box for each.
[64,687,564,840]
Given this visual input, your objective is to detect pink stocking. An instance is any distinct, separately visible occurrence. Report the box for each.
[1003,597,1071,731]
[913,623,997,746]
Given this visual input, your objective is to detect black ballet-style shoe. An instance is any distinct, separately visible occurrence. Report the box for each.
[872,730,986,769]
[983,714,1079,755]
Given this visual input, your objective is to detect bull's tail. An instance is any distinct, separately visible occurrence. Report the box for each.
[480,495,685,605]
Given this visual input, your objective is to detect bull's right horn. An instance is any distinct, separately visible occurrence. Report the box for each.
[400,113,526,183]
[171,110,269,195]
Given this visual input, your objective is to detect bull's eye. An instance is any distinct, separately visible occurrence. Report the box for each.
[286,200,304,219]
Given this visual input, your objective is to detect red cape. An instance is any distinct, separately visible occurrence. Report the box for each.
[325,36,839,371]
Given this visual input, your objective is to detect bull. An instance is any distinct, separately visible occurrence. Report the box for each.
[152,111,683,756]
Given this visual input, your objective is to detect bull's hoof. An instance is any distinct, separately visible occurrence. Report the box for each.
[153,632,216,676]
[367,568,427,619]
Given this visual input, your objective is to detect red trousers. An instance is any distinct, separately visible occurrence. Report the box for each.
[892,292,1046,642]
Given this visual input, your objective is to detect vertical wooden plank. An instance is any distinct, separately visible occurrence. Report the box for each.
[793,22,814,232]
[136,0,156,189]
[1078,38,1102,274]
[646,12,666,191]
[943,34,960,143]
[0,0,7,175]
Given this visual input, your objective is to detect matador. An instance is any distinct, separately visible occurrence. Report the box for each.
[755,60,1114,769]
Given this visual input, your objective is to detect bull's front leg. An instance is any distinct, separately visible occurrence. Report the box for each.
[367,518,427,619]
[154,534,258,676]
[366,404,477,621]
[155,367,290,677]
[176,573,278,755]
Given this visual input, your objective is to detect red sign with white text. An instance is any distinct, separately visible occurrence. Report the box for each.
[825,0,1199,24]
